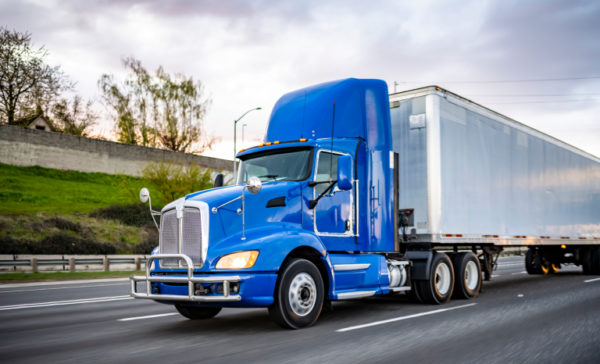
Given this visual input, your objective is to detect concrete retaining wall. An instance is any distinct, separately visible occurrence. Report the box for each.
[0,124,232,176]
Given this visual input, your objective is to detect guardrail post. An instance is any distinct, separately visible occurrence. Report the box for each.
[135,257,141,271]
[69,257,76,272]
[103,257,109,272]
[31,258,38,273]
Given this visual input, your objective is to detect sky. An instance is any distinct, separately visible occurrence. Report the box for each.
[1,0,599,160]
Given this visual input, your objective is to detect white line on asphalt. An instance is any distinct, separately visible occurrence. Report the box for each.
[118,312,179,322]
[584,277,600,283]
[0,278,129,289]
[0,283,127,294]
[0,295,133,311]
[511,271,527,275]
[336,303,477,333]
[492,274,500,278]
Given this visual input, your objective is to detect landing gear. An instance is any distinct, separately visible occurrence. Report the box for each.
[269,258,324,329]
[414,253,454,304]
[452,252,482,299]
[525,247,549,275]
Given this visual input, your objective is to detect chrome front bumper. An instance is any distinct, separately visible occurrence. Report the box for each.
[130,254,242,302]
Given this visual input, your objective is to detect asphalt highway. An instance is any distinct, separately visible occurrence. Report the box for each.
[1,256,599,363]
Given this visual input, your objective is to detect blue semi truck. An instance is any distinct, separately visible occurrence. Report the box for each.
[131,78,600,329]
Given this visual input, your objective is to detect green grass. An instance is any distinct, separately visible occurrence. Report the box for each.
[0,163,160,214]
[0,270,144,283]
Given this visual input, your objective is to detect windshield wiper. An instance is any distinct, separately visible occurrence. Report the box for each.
[258,174,279,180]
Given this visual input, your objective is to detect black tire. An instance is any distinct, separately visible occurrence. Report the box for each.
[581,248,594,275]
[452,252,482,299]
[175,304,222,320]
[525,247,545,275]
[415,253,454,304]
[269,258,324,329]
[588,247,600,275]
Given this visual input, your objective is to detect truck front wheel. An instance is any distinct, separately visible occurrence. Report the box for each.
[175,304,222,320]
[415,253,454,304]
[269,258,324,329]
[452,252,482,299]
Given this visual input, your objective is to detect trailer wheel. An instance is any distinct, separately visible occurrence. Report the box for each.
[269,258,324,329]
[174,304,222,320]
[452,252,482,299]
[587,247,600,275]
[415,253,454,304]
[525,247,547,275]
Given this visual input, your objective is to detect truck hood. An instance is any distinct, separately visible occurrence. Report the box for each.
[183,181,303,245]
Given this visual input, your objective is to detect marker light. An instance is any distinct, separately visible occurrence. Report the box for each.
[273,141,280,144]
[299,138,307,142]
[216,251,259,269]
[266,142,272,146]
[561,244,567,249]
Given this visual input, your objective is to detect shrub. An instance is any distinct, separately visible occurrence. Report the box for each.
[0,236,31,254]
[142,162,213,203]
[90,204,156,227]
[44,217,83,233]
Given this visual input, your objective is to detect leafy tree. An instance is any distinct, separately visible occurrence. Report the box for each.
[51,96,97,136]
[99,57,213,153]
[0,27,71,124]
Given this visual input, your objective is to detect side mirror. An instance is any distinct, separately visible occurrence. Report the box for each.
[139,187,150,203]
[247,176,262,194]
[337,155,353,190]
[214,173,224,188]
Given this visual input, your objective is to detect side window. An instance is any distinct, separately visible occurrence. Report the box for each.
[314,152,339,194]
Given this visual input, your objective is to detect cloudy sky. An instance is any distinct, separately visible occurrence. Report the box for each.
[2,0,599,159]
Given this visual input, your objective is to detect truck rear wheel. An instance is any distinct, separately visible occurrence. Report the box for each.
[269,258,324,329]
[415,253,454,304]
[452,252,482,299]
[175,304,222,320]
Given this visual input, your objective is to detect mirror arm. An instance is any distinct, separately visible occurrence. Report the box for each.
[147,195,160,231]
[308,180,337,209]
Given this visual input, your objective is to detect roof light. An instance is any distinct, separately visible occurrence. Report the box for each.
[258,143,264,147]
[273,141,280,144]
[266,142,272,146]
[239,149,245,153]
[299,138,307,142]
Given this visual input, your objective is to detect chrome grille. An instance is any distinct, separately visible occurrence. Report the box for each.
[159,207,204,267]
[182,208,202,262]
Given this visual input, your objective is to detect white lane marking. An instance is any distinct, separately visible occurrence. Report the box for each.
[118,312,179,322]
[491,274,500,278]
[336,303,477,333]
[584,277,600,283]
[511,271,527,275]
[0,295,133,311]
[0,278,129,289]
[0,283,126,294]
[517,294,524,297]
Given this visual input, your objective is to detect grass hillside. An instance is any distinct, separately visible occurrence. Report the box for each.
[0,163,165,254]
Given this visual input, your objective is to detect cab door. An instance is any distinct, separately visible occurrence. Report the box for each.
[312,150,356,243]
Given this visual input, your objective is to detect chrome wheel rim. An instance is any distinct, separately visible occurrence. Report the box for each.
[288,272,316,316]
[435,262,451,296]
[464,260,479,291]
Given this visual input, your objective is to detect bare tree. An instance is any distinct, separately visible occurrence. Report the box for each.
[51,96,97,137]
[0,28,71,124]
[99,57,213,153]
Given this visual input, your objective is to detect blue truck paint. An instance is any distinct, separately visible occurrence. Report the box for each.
[131,77,600,328]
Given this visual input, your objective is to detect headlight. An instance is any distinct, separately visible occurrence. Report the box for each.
[216,251,259,269]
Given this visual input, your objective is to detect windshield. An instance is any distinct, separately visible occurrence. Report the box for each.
[236,147,313,184]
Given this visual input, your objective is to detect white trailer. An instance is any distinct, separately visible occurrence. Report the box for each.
[389,86,600,276]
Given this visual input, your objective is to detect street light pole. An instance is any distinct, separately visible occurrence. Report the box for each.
[233,107,262,182]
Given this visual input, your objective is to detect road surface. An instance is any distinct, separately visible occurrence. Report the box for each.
[1,256,599,363]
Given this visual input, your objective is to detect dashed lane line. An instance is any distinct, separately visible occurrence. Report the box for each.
[584,277,600,283]
[336,303,477,333]
[118,312,179,321]
[0,295,133,311]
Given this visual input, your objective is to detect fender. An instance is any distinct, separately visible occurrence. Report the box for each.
[204,223,335,296]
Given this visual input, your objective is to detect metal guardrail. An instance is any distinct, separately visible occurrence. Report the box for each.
[0,255,149,273]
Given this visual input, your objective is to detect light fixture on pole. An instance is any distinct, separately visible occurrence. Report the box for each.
[233,107,262,182]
